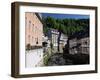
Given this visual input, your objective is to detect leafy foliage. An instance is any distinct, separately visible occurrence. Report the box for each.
[43,16,89,36]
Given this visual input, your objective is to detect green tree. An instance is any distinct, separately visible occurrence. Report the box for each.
[43,16,89,37]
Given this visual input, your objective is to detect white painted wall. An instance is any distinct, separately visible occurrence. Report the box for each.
[0,0,100,80]
[26,49,43,67]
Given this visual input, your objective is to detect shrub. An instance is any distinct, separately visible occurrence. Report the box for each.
[26,44,31,50]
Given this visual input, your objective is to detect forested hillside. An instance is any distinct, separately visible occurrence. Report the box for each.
[43,16,89,36]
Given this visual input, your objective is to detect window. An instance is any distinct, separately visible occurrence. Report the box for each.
[25,17,27,26]
[28,21,31,32]
[35,26,37,34]
[85,41,87,44]
[33,24,34,32]
[32,37,34,44]
[28,35,30,43]
[29,20,31,27]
